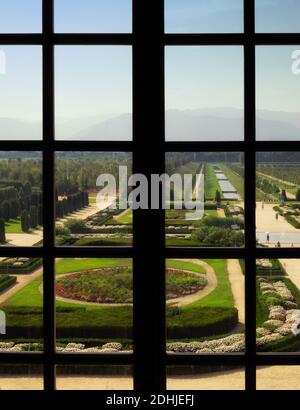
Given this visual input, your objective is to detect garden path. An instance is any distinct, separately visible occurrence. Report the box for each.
[217,208,226,218]
[227,259,245,325]
[279,259,300,290]
[0,265,43,305]
[2,366,300,390]
[5,229,43,247]
[167,368,245,390]
[256,202,298,232]
[56,204,100,225]
[168,259,217,307]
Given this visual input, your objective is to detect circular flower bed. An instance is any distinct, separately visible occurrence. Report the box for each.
[56,267,207,304]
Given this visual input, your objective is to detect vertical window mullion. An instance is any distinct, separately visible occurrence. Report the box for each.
[42,0,55,391]
[132,0,166,391]
[244,0,256,391]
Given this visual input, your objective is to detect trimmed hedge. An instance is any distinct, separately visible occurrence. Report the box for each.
[0,275,16,293]
[256,259,285,276]
[0,258,42,275]
[2,305,238,341]
[167,306,238,338]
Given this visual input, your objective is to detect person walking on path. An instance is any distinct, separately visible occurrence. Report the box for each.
[266,232,270,243]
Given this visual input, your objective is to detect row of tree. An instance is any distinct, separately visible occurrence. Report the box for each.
[56,191,89,219]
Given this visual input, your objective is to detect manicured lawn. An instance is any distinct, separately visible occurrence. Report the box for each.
[2,258,237,342]
[55,258,131,275]
[166,259,206,275]
[204,164,221,200]
[115,209,132,224]
[184,259,234,309]
[5,218,23,233]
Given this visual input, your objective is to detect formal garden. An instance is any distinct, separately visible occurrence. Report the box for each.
[1,257,300,355]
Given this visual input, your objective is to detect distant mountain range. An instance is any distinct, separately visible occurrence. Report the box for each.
[1,108,300,140]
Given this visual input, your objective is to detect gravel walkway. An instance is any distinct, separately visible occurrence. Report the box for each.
[227,259,245,325]
[167,259,217,307]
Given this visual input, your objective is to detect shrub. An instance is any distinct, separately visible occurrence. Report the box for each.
[20,210,30,232]
[0,275,16,292]
[64,219,91,234]
[56,225,71,236]
[29,205,38,228]
[167,306,238,338]
[0,218,6,243]
[191,226,244,247]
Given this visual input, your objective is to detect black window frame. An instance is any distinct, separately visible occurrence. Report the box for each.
[0,0,299,394]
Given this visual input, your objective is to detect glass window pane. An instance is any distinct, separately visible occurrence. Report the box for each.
[256,258,300,353]
[55,46,132,141]
[55,258,133,352]
[0,258,43,351]
[165,0,244,33]
[56,365,133,390]
[0,46,42,140]
[0,365,43,390]
[256,152,300,247]
[165,46,244,141]
[256,0,300,33]
[165,152,244,248]
[256,46,300,141]
[257,366,300,390]
[0,0,42,33]
[167,366,245,390]
[55,151,132,247]
[0,151,43,247]
[166,259,245,354]
[55,0,132,33]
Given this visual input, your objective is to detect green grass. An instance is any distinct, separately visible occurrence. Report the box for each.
[256,172,297,198]
[219,164,244,200]
[2,258,237,342]
[5,218,23,233]
[166,237,205,247]
[166,259,206,275]
[55,258,131,275]
[204,164,221,200]
[184,259,234,309]
[88,196,97,204]
[108,209,133,225]
[73,237,132,246]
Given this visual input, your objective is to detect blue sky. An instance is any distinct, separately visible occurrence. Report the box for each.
[0,1,299,33]
[55,46,132,121]
[255,0,300,33]
[0,46,42,122]
[0,1,300,141]
[256,46,300,112]
[165,0,244,33]
[165,46,244,111]
[55,0,132,33]
[0,0,42,33]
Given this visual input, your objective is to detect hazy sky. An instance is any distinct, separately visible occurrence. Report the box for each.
[55,46,132,121]
[0,46,42,122]
[165,46,244,111]
[165,0,244,33]
[0,0,42,33]
[55,0,132,33]
[256,46,300,112]
[255,0,300,33]
[0,0,299,33]
[0,0,300,141]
